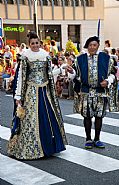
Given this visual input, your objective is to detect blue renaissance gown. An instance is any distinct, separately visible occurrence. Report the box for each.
[7,49,67,159]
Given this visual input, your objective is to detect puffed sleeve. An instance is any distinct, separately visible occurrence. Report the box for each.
[14,64,22,100]
[14,57,28,103]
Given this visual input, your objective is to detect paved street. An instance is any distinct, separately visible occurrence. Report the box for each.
[0,90,119,185]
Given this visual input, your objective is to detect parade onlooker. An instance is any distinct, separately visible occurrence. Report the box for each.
[18,43,26,55]
[2,59,12,90]
[116,48,119,100]
[44,43,50,53]
[110,48,118,61]
[39,40,44,49]
[64,51,70,61]
[14,43,20,54]
[50,40,58,56]
[2,59,11,79]
[104,40,112,54]
[53,56,67,97]
[66,56,75,99]
[4,45,13,59]
[52,57,59,84]
[0,54,4,89]
[10,45,17,63]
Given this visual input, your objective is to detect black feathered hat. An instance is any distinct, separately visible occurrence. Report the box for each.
[84,36,100,48]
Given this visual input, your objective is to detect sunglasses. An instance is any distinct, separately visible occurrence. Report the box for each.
[31,42,39,45]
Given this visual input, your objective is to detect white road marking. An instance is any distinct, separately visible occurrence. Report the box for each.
[5,94,13,97]
[65,114,119,127]
[55,145,119,173]
[1,125,119,173]
[64,123,119,146]
[0,153,65,185]
[106,110,119,114]
[0,125,11,140]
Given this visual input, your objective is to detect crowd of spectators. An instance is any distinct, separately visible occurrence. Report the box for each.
[103,40,119,96]
[0,43,26,93]
[0,39,119,100]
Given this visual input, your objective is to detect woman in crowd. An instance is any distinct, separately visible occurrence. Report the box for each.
[7,31,67,160]
[2,59,11,79]
[18,43,26,55]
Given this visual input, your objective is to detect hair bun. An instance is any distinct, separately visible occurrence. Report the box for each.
[27,31,38,39]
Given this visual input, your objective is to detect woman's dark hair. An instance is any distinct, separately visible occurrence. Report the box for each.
[111,48,116,55]
[52,57,58,65]
[105,40,111,47]
[51,40,56,46]
[64,51,70,57]
[27,31,39,44]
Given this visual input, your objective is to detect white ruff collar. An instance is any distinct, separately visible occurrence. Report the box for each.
[22,48,49,61]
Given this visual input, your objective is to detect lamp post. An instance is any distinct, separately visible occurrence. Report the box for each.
[33,0,38,35]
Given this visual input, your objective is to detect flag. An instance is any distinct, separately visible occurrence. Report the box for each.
[97,19,100,39]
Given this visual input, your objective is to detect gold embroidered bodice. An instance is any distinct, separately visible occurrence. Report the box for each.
[27,60,48,84]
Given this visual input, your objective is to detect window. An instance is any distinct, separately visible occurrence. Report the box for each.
[71,0,83,7]
[7,0,14,4]
[43,0,48,5]
[19,0,26,4]
[54,0,59,6]
[68,25,80,51]
[75,0,80,6]
[85,0,94,7]
[74,0,94,7]
[65,0,69,6]
[38,25,61,48]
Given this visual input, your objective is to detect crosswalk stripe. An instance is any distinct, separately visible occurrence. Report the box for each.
[5,94,13,97]
[0,153,65,185]
[1,123,119,147]
[1,124,119,173]
[64,123,119,146]
[0,125,11,141]
[106,110,119,114]
[54,145,119,173]
[65,114,119,127]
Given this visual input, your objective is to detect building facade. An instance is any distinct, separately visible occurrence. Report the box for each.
[0,0,104,50]
[104,0,119,48]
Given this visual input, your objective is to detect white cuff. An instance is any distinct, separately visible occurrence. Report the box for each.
[14,95,21,100]
[15,64,22,97]
[52,68,61,76]
[68,69,76,80]
[105,74,115,88]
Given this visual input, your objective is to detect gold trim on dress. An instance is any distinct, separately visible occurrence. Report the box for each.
[36,86,44,157]
[42,86,54,138]
[27,81,49,87]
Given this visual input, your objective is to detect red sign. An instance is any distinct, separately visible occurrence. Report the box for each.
[6,39,16,45]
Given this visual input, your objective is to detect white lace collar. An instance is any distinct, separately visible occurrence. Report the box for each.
[22,48,49,61]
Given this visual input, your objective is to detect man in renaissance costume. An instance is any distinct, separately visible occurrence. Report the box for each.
[67,36,118,149]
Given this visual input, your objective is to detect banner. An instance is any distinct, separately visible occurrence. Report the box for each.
[0,18,3,37]
[0,37,3,50]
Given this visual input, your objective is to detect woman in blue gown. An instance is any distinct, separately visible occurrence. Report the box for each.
[7,31,67,160]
